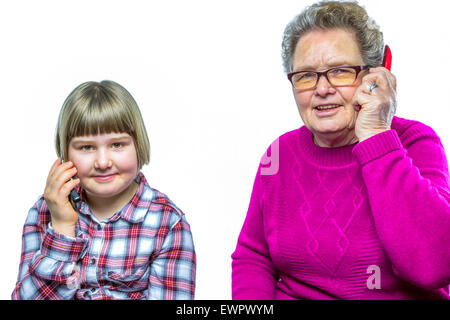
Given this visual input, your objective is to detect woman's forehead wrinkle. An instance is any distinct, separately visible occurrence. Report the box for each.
[293,30,361,71]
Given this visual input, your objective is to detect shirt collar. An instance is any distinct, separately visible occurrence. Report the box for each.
[76,172,154,224]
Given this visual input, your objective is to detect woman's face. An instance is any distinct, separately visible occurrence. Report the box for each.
[291,28,367,147]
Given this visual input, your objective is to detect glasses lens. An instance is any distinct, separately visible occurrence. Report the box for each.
[328,67,357,86]
[292,72,318,90]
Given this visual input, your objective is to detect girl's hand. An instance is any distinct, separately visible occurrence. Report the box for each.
[352,67,397,142]
[43,158,80,237]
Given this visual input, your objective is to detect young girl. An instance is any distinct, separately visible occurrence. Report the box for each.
[12,80,196,300]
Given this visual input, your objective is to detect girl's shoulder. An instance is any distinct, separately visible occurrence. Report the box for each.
[148,188,185,218]
[138,173,185,219]
[24,195,51,231]
[136,175,187,229]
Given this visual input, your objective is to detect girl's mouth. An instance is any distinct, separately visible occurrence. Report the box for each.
[93,173,117,182]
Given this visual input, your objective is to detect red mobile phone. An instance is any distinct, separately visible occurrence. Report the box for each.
[382,45,392,70]
[354,45,392,111]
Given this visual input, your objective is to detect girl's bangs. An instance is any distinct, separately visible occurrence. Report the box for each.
[67,98,134,140]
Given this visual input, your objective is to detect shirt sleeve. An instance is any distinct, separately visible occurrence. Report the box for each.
[12,200,88,300]
[353,127,450,289]
[231,164,278,300]
[147,213,196,300]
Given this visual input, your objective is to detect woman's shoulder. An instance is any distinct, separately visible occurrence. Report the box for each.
[276,128,302,145]
[258,128,303,177]
[391,116,442,146]
[262,128,301,156]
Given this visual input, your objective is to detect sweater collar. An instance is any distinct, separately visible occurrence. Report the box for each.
[297,126,357,168]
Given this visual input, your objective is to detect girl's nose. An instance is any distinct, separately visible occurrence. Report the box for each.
[94,151,113,170]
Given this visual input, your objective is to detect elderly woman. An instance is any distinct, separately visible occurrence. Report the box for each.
[231,1,450,300]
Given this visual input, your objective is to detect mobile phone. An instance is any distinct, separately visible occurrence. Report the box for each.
[354,45,392,112]
[59,145,81,206]
[382,45,392,70]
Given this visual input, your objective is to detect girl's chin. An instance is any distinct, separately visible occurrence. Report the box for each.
[82,179,137,201]
[84,189,123,200]
[82,183,124,198]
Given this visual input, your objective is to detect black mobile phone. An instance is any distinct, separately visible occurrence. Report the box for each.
[60,145,81,205]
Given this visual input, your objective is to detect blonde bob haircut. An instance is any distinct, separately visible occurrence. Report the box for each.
[55,80,150,170]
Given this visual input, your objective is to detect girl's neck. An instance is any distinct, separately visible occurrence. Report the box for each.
[86,180,139,221]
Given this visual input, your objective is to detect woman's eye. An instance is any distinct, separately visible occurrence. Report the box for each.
[301,72,316,79]
[334,68,351,74]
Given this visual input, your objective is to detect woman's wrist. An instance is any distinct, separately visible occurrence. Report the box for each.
[357,129,389,143]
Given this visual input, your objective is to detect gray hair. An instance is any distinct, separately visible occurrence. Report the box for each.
[281,0,384,74]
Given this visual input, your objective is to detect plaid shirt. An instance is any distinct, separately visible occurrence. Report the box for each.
[12,172,196,300]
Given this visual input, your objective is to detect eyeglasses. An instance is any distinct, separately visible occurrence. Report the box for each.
[287,65,370,90]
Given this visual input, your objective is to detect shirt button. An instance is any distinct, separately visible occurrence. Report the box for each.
[96,224,102,230]
[90,258,96,265]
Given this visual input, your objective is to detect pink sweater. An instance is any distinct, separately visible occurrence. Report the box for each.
[232,116,450,299]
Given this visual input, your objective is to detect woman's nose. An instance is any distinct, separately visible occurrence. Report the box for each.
[315,74,335,96]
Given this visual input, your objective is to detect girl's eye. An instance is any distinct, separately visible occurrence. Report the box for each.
[112,142,123,149]
[81,145,94,151]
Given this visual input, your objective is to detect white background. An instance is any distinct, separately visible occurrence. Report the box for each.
[1,0,449,300]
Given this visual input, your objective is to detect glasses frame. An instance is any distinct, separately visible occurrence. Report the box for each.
[287,65,371,90]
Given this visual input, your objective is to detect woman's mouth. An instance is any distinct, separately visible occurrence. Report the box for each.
[93,173,117,182]
[314,104,342,116]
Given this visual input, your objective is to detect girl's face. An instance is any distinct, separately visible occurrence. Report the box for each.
[68,132,138,205]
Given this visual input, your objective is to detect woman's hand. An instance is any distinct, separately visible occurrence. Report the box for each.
[43,158,80,237]
[352,67,397,142]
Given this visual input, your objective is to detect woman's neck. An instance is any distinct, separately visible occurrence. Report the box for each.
[312,130,359,148]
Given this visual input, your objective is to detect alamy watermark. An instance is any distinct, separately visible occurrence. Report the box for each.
[66,264,81,290]
[260,139,279,176]
[366,265,450,296]
[366,265,381,290]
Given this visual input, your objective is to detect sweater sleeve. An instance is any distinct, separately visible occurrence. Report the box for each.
[231,164,278,299]
[352,126,450,289]
[12,198,88,300]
